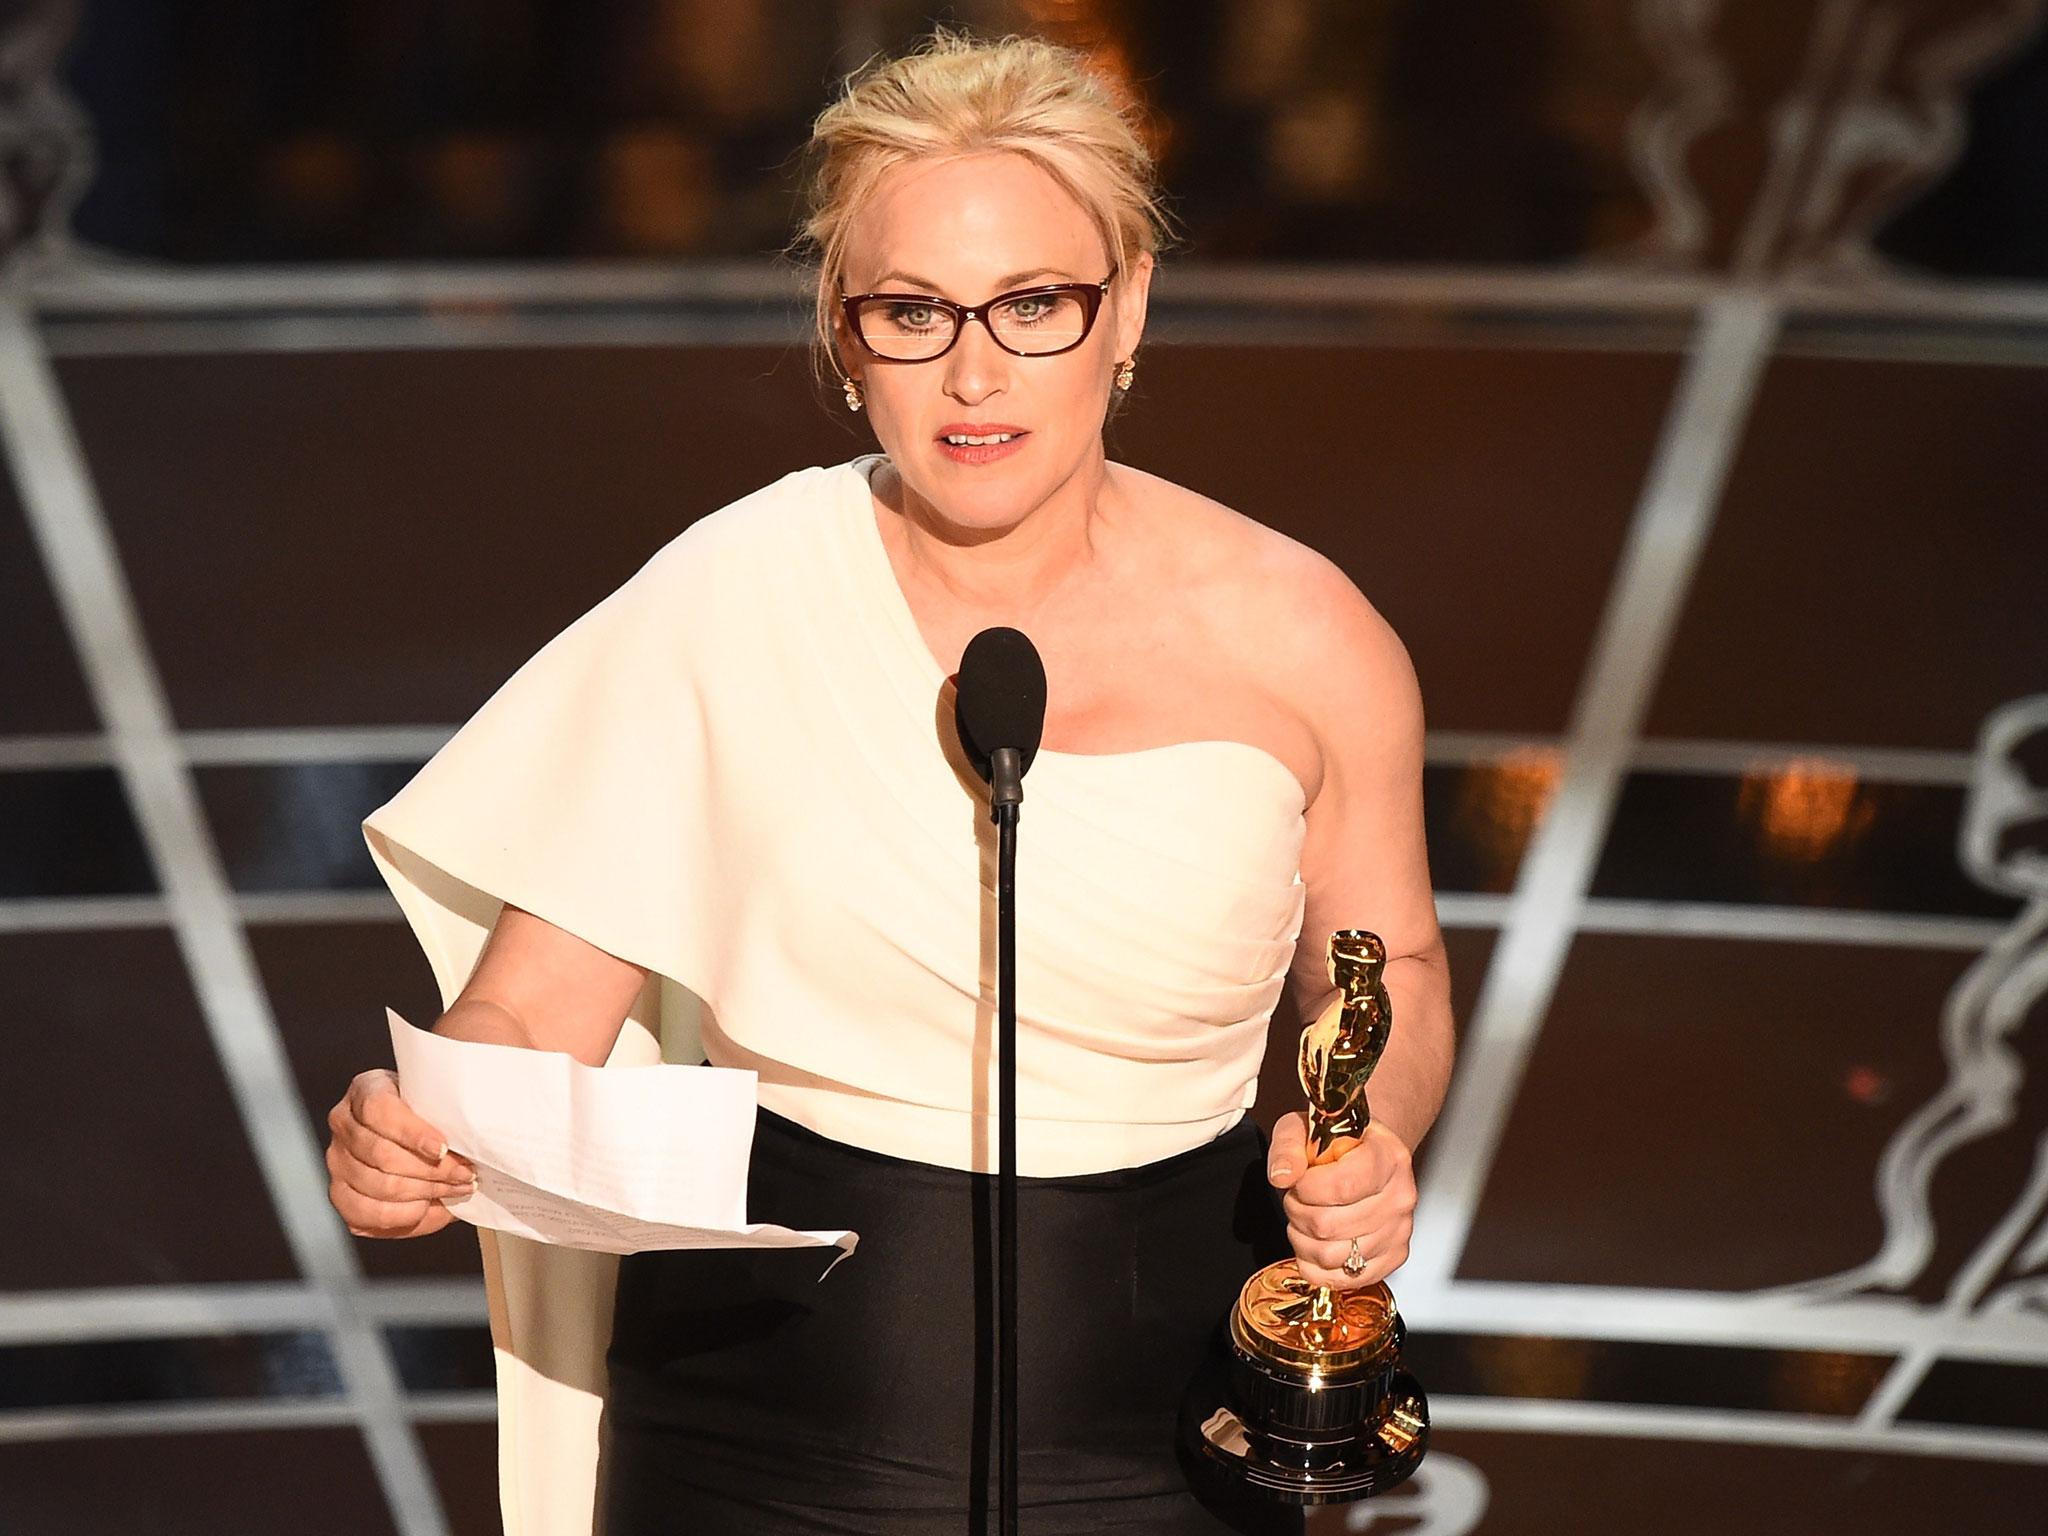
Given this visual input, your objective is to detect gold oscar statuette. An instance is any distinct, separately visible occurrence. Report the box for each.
[1185,929,1429,1503]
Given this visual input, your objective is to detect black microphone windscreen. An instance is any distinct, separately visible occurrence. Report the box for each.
[954,626,1047,782]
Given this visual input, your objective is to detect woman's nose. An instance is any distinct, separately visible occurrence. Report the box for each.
[943,318,1009,403]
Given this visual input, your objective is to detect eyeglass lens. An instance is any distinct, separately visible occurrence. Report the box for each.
[854,289,1092,359]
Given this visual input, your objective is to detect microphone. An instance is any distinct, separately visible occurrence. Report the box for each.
[952,624,1045,1536]
[954,626,1047,811]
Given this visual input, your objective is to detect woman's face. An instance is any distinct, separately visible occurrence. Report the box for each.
[835,150,1152,534]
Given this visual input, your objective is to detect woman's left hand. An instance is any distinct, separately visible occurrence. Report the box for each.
[1266,1111,1416,1290]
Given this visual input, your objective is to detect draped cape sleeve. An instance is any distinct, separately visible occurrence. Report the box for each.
[360,486,771,1536]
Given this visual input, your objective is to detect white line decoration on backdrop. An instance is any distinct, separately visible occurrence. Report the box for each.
[0,298,452,1535]
[1754,695,2048,1431]
[1622,0,1738,271]
[1403,293,1780,1296]
[1781,695,2048,1315]
[1789,0,2048,280]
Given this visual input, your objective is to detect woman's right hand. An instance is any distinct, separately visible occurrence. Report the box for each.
[326,1068,476,1239]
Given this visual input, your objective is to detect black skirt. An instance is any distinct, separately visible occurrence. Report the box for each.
[599,1105,1305,1535]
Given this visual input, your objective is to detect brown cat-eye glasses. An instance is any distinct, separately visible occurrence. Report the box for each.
[840,272,1116,361]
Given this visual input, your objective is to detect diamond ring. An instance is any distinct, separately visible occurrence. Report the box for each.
[1342,1237,1367,1278]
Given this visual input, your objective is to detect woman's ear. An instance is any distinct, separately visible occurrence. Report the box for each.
[830,308,862,387]
[1113,249,1155,363]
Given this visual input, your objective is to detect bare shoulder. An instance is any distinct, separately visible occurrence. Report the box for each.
[1112,464,1422,760]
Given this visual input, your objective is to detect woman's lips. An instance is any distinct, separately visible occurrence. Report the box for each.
[935,426,1029,466]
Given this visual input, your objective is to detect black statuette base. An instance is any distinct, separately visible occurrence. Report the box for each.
[1182,1311,1430,1506]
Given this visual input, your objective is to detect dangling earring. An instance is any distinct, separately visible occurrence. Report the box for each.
[1114,357,1136,392]
[843,375,864,413]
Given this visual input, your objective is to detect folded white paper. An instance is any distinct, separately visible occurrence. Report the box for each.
[385,1008,857,1265]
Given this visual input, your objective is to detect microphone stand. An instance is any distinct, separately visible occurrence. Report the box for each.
[989,746,1023,1536]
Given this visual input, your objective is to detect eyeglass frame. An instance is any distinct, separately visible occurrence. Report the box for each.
[838,270,1118,362]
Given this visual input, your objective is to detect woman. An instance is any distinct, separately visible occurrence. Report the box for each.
[328,30,1453,1536]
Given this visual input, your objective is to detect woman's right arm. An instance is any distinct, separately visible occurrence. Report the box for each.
[325,904,651,1238]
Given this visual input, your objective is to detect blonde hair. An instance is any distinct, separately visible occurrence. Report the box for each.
[797,30,1170,378]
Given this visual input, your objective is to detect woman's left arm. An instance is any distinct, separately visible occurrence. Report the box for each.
[1265,564,1456,1290]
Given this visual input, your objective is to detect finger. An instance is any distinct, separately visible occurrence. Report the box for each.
[1282,1185,1411,1243]
[1290,1224,1390,1274]
[350,1072,459,1167]
[331,1178,470,1239]
[333,1122,481,1196]
[336,1073,476,1180]
[1267,1112,1308,1189]
[334,1085,474,1181]
[327,1140,477,1204]
[330,1181,433,1235]
[1292,1133,1405,1207]
[390,1205,457,1239]
[330,1113,475,1188]
[345,1201,458,1240]
[1283,1164,1416,1234]
[1290,1234,1409,1290]
[1291,1147,1394,1207]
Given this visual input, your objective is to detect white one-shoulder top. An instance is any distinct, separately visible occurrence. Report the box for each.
[366,454,1308,1176]
[359,456,1308,1535]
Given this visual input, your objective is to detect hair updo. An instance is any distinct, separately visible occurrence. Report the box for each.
[797,30,1171,377]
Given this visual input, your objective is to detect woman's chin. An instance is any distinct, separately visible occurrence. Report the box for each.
[897,456,1064,536]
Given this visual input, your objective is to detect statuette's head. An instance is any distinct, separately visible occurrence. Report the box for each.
[1328,928,1387,982]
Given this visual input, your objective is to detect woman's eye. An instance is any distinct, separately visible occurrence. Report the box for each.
[1000,293,1081,329]
[886,303,942,331]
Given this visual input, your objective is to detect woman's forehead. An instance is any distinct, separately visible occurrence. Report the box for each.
[843,151,1108,289]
